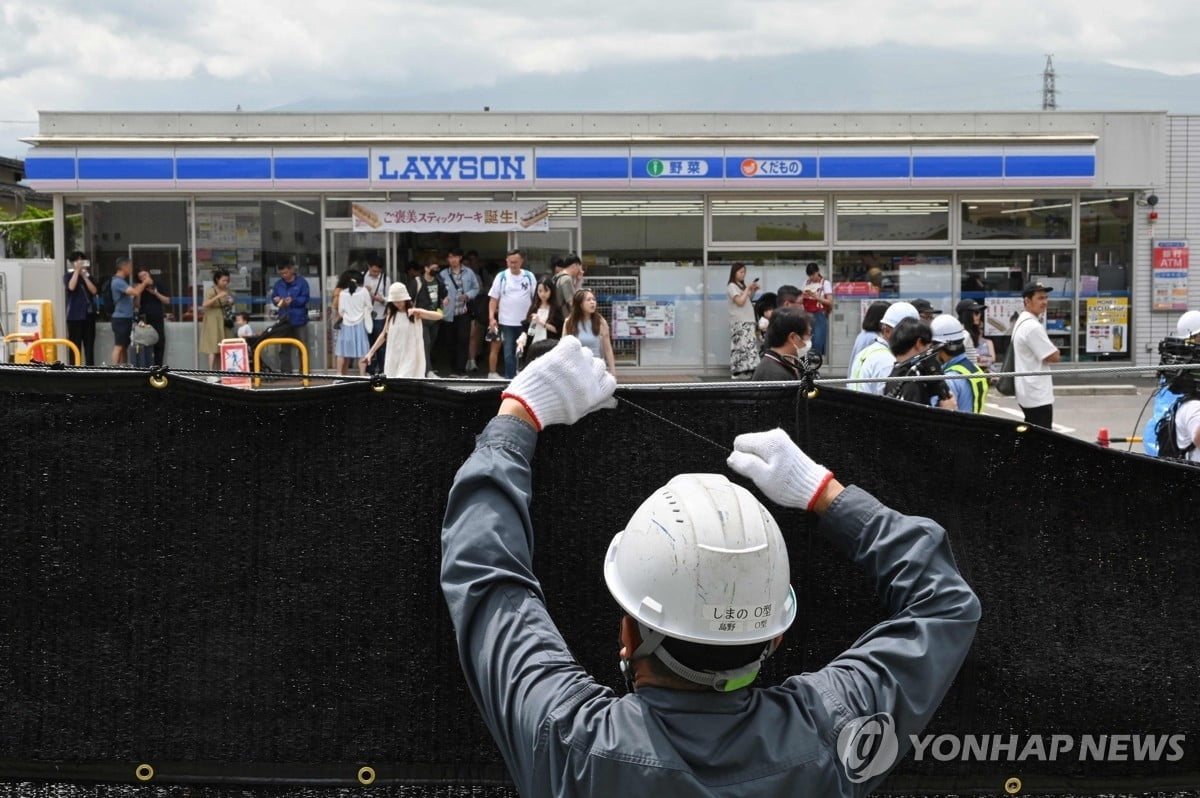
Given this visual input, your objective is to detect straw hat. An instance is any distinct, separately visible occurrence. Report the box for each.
[386,282,411,302]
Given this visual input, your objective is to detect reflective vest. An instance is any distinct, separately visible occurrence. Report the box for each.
[945,362,989,413]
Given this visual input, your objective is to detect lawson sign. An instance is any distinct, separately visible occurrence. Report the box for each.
[372,148,534,187]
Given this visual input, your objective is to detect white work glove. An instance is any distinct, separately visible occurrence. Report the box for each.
[502,335,617,430]
[726,428,833,512]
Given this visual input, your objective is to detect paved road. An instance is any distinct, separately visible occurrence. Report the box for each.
[982,378,1160,449]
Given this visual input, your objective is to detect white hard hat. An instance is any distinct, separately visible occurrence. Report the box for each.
[881,301,918,329]
[1176,310,1200,338]
[930,314,967,343]
[604,474,796,648]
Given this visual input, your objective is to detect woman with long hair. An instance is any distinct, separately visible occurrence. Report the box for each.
[361,282,443,378]
[956,299,992,369]
[516,277,563,364]
[199,268,234,370]
[564,288,616,376]
[726,262,760,379]
[333,269,371,376]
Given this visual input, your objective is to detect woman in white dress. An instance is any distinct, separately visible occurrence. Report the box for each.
[333,270,372,376]
[361,282,442,379]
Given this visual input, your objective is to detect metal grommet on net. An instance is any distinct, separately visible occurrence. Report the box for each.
[805,388,819,400]
[134,763,154,782]
[1004,776,1022,794]
[357,765,376,785]
[1015,424,1029,434]
[369,374,387,393]
[148,367,169,389]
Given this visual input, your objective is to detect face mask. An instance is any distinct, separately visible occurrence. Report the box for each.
[794,341,811,359]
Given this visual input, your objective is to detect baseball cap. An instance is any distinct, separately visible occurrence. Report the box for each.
[931,314,967,343]
[956,298,985,314]
[911,298,942,316]
[881,301,918,329]
[1022,281,1054,297]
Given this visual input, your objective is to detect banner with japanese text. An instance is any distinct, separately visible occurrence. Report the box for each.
[351,201,549,232]
[1152,240,1189,311]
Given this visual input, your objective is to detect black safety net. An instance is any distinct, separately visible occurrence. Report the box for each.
[0,365,1197,797]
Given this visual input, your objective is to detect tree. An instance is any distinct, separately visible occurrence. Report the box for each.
[0,206,55,258]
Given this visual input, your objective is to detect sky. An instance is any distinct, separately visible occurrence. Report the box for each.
[4,0,1200,160]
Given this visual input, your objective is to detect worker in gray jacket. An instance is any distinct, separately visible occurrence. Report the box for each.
[441,335,980,797]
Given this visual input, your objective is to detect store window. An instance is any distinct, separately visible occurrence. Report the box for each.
[77,199,190,316]
[1077,193,1133,360]
[830,250,954,306]
[580,196,702,369]
[961,197,1073,240]
[959,248,1077,360]
[710,197,824,243]
[835,198,949,242]
[195,199,321,322]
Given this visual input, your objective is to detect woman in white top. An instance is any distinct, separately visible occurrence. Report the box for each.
[361,282,443,379]
[726,262,760,379]
[516,278,563,364]
[333,270,373,376]
[564,288,616,376]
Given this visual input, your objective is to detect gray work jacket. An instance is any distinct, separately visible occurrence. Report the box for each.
[441,416,980,798]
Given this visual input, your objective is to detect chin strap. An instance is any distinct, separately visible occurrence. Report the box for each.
[626,623,777,693]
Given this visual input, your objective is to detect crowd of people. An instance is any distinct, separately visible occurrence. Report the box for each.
[320,247,601,380]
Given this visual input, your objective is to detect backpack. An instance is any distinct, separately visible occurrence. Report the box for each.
[1154,396,1197,460]
[97,277,117,321]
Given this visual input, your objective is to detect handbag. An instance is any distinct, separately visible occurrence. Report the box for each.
[996,320,1026,397]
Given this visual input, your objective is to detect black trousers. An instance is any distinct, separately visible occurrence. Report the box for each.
[145,315,165,365]
[66,317,97,366]
[1021,403,1054,429]
[443,315,472,373]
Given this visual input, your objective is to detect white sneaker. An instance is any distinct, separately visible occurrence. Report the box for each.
[487,371,502,379]
[425,370,439,379]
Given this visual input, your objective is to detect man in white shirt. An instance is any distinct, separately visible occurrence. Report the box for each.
[850,301,918,395]
[362,256,389,374]
[487,249,536,379]
[1011,281,1061,428]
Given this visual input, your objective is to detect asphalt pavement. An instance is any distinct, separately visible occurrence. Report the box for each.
[981,376,1159,449]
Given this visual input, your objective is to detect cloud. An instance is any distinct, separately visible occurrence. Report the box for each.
[2,0,1200,158]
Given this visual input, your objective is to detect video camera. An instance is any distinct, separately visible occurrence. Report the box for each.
[886,343,951,401]
[1158,334,1200,394]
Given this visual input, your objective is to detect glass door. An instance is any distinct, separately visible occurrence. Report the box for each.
[324,230,390,370]
[512,229,576,275]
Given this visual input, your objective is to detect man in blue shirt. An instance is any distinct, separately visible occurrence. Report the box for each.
[439,247,481,375]
[442,336,980,797]
[266,260,309,373]
[109,256,149,365]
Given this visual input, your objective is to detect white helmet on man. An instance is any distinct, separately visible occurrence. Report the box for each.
[604,474,796,690]
[1176,310,1200,339]
[930,314,967,344]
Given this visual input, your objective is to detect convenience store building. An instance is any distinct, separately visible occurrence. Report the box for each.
[22,110,1191,375]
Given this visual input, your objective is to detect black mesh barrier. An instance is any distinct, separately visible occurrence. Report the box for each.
[0,365,1197,797]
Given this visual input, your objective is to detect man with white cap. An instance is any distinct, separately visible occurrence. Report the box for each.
[932,315,990,413]
[1010,281,1060,428]
[849,301,918,394]
[441,336,980,797]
